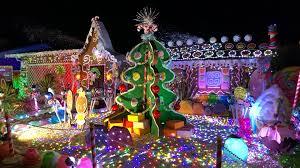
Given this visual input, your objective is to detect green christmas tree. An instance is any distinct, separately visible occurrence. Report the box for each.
[116,8,186,136]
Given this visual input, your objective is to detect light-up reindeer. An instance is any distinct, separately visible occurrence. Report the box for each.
[75,88,87,130]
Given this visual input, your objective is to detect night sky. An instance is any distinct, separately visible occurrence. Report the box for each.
[0,0,299,68]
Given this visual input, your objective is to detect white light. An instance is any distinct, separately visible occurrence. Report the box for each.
[221,36,228,43]
[167,41,174,47]
[244,34,252,42]
[197,38,205,44]
[176,40,183,46]
[233,35,241,42]
[186,39,193,46]
[209,37,217,43]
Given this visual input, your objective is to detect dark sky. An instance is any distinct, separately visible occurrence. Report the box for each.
[0,0,299,67]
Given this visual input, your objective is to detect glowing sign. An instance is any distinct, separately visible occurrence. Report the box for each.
[206,71,221,88]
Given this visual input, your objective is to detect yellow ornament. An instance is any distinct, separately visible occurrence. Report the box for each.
[147,74,153,81]
[132,72,140,81]
[234,87,247,100]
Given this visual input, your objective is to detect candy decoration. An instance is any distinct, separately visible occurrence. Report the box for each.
[153,110,161,119]
[268,24,278,49]
[199,94,209,103]
[151,85,160,95]
[223,136,248,163]
[293,71,300,109]
[234,87,247,100]
[90,123,96,168]
[77,157,93,168]
[118,84,127,92]
[208,93,218,105]
[56,155,72,168]
[23,148,41,166]
[111,104,118,111]
[41,151,61,168]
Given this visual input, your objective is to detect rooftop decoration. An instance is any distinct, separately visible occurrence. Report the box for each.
[161,25,278,61]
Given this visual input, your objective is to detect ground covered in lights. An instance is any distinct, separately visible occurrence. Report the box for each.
[12,114,282,168]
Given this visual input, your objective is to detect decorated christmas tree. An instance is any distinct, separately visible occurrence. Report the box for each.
[115,8,186,136]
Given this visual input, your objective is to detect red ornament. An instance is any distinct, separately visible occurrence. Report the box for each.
[119,84,127,92]
[111,104,119,111]
[151,85,160,95]
[153,110,161,119]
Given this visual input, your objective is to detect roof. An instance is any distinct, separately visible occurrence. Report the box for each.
[0,58,21,70]
[0,44,50,58]
[5,49,81,59]
[160,34,277,60]
[81,16,123,62]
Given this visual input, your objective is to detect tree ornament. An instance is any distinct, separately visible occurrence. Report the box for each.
[153,109,161,119]
[151,85,160,94]
[118,84,127,92]
[132,72,140,81]
[147,74,153,81]
[160,72,166,81]
[131,98,138,107]
[111,104,118,111]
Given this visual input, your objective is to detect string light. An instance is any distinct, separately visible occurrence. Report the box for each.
[11,114,281,167]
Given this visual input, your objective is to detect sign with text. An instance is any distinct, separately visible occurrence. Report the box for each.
[0,66,13,81]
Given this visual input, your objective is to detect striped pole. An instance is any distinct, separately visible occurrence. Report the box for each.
[90,123,96,168]
[216,136,222,168]
[4,110,14,155]
[293,71,300,109]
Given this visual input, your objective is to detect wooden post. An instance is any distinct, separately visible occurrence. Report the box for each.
[216,136,222,168]
[4,110,14,155]
[90,123,97,168]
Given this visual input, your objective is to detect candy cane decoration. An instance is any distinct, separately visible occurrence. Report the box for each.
[293,71,300,109]
[268,24,278,49]
[216,136,222,168]
[90,123,97,168]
